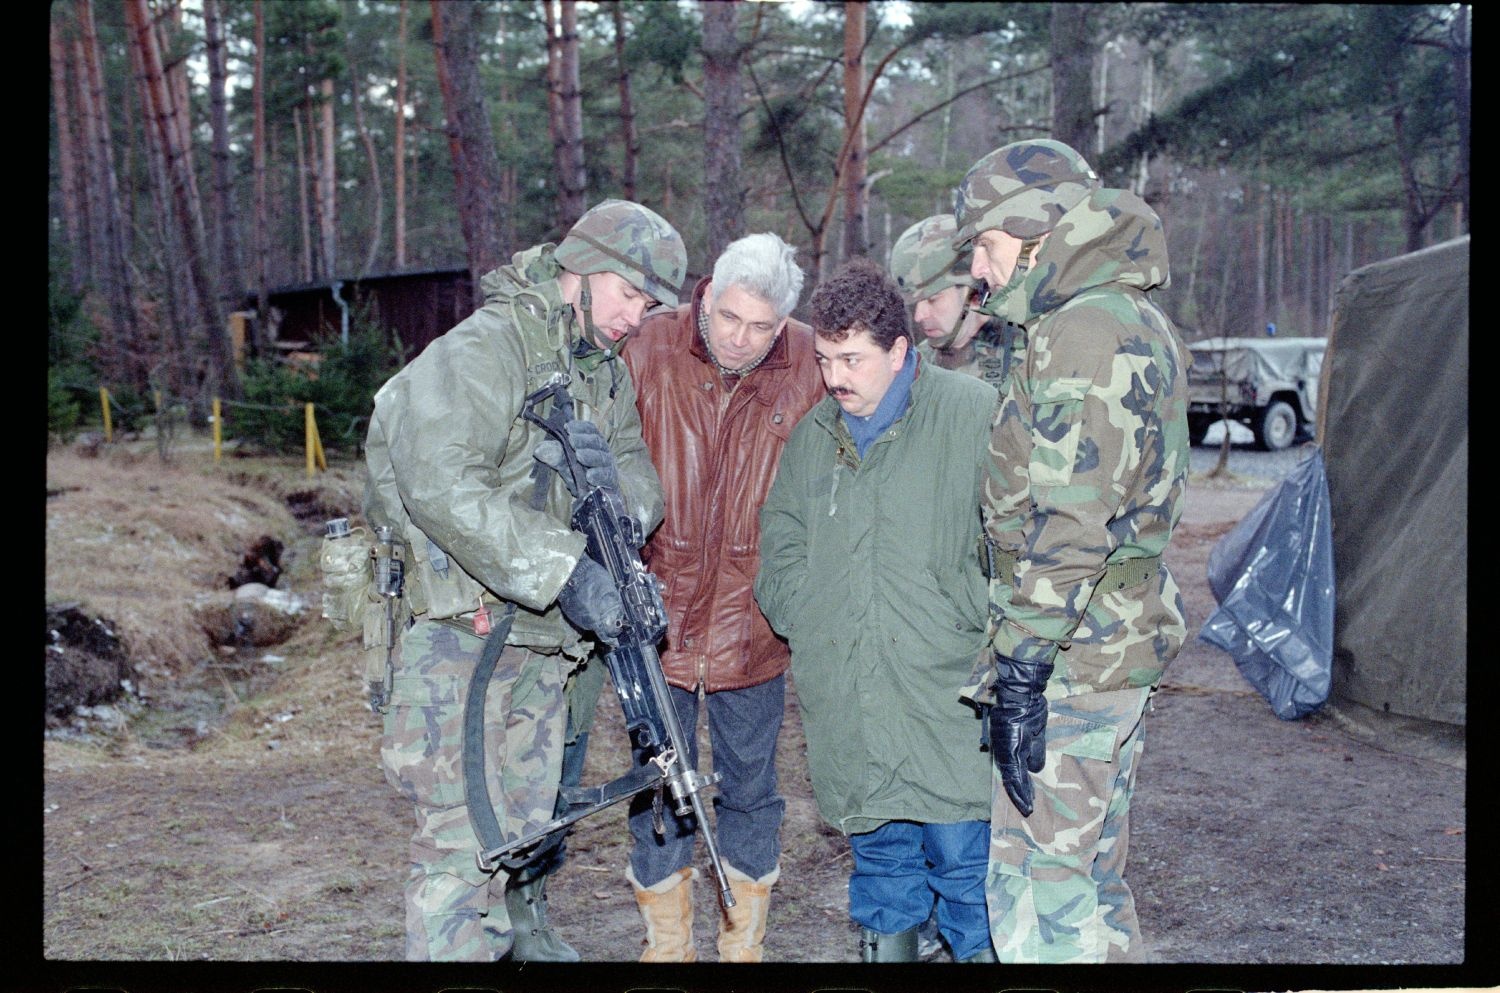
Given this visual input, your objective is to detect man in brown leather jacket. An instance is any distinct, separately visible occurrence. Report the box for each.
[619,232,823,962]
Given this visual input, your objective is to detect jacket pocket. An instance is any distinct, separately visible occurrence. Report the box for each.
[1027,376,1092,488]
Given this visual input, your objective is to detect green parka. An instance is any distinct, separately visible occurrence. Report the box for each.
[755,358,999,834]
[363,245,664,654]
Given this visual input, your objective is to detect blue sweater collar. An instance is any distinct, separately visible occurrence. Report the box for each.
[842,346,919,458]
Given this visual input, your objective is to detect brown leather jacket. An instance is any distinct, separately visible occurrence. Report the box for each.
[623,277,825,692]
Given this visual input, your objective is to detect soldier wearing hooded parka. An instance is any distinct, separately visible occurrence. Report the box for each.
[363,200,682,962]
[953,139,1190,964]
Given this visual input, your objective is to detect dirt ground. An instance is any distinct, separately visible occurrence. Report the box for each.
[37,442,1476,993]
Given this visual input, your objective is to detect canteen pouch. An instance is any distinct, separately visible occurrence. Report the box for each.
[320,524,376,633]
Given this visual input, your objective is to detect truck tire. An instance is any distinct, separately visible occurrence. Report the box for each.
[1188,414,1214,446]
[1255,400,1298,451]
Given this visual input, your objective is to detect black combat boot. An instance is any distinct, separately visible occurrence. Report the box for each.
[859,926,920,962]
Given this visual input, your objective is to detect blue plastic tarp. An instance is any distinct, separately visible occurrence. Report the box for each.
[1198,447,1336,720]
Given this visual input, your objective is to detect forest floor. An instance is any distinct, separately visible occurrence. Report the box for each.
[37,438,1475,993]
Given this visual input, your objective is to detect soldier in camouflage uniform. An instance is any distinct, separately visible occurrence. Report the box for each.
[951,139,1190,963]
[362,199,682,961]
[889,213,1022,398]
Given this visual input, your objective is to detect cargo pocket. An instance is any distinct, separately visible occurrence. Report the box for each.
[1027,377,1092,488]
[379,620,484,810]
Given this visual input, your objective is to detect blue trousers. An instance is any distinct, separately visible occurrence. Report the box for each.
[848,819,992,960]
[628,675,787,887]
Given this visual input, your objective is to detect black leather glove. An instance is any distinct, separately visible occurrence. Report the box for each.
[557,557,626,645]
[988,652,1054,817]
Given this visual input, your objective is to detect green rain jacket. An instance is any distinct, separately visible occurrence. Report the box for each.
[363,245,664,654]
[756,358,999,834]
[969,186,1190,702]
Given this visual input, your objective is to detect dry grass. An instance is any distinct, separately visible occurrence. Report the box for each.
[45,441,373,765]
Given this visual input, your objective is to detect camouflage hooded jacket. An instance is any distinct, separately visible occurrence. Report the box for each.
[362,245,664,654]
[970,187,1190,702]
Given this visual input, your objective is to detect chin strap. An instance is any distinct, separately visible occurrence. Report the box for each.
[977,236,1045,326]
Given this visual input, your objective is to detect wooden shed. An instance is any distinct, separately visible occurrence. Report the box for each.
[242,267,474,363]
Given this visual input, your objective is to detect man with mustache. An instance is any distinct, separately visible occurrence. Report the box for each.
[756,257,1000,962]
[363,199,683,961]
[616,232,823,962]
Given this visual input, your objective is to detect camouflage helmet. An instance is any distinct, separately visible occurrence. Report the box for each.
[952,139,1100,246]
[889,214,972,305]
[554,199,686,308]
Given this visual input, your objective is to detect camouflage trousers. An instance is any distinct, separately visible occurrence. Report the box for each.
[986,684,1152,963]
[380,617,572,961]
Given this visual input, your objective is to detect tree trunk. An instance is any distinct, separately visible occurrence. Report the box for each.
[78,0,140,387]
[349,50,385,278]
[253,0,270,341]
[558,1,586,229]
[702,0,745,261]
[497,12,516,255]
[1272,191,1284,329]
[126,0,233,400]
[543,0,564,229]
[204,0,244,307]
[1391,103,1426,253]
[394,0,408,268]
[1452,4,1469,234]
[1050,3,1094,156]
[613,1,639,203]
[1253,185,1266,335]
[431,0,506,299]
[1094,39,1109,158]
[1132,49,1155,196]
[319,77,338,279]
[1300,211,1313,333]
[293,107,313,283]
[50,15,86,293]
[840,1,868,264]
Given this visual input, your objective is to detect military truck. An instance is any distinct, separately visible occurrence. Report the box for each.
[1186,336,1326,450]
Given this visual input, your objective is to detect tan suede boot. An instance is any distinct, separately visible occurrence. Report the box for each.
[716,863,780,962]
[627,865,698,962]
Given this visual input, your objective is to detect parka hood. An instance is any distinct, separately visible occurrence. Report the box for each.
[479,243,564,303]
[1010,187,1171,325]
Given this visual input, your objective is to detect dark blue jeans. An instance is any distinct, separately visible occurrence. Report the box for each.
[627,675,787,887]
[848,819,992,960]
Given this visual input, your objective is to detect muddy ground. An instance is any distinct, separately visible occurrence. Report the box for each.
[37,442,1477,993]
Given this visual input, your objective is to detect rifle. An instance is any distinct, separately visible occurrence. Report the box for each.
[477,381,735,911]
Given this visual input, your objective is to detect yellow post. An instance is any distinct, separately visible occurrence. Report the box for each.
[310,405,328,472]
[153,390,162,413]
[305,403,315,477]
[213,397,222,463]
[99,387,113,443]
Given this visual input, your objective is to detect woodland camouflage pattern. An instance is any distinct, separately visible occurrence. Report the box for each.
[889,214,972,305]
[917,320,1022,398]
[986,686,1150,963]
[966,184,1189,698]
[952,139,1100,244]
[957,146,1188,963]
[381,622,568,961]
[553,198,686,307]
[363,227,668,961]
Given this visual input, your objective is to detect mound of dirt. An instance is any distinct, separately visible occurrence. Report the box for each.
[45,601,129,720]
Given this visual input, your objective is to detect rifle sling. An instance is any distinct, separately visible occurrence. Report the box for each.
[462,393,558,864]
